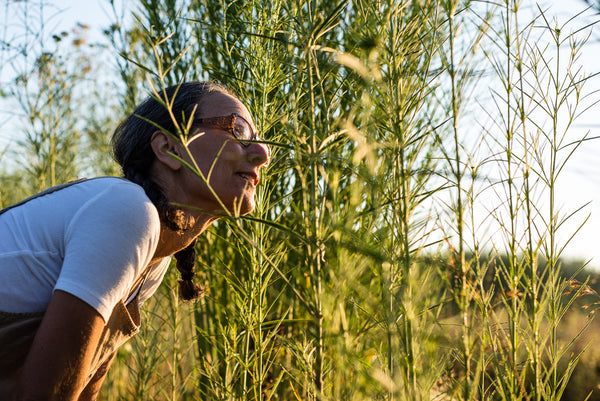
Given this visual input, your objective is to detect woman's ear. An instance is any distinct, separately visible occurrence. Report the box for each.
[150,131,183,171]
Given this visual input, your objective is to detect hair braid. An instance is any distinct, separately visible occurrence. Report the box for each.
[125,171,192,233]
[175,239,204,301]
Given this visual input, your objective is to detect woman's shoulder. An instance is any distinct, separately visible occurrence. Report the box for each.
[1,177,149,221]
[73,177,158,223]
[41,177,160,240]
[69,177,148,206]
[76,176,143,194]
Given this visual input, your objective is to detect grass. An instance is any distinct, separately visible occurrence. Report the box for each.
[1,0,599,400]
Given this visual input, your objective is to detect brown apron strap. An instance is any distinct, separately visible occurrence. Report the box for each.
[0,297,142,399]
[84,296,141,387]
[0,311,45,400]
[127,263,152,301]
[0,263,153,398]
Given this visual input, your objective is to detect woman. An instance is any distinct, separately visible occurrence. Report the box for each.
[0,81,270,400]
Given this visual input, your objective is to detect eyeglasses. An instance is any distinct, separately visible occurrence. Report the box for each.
[193,112,260,147]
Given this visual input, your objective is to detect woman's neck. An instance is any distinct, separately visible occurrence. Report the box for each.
[151,212,217,263]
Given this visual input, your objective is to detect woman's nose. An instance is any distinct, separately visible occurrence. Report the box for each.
[248,141,271,167]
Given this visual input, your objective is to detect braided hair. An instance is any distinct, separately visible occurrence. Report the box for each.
[111,81,234,301]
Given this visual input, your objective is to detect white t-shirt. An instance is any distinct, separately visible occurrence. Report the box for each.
[0,177,171,323]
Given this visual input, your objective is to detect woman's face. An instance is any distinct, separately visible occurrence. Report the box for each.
[176,92,270,216]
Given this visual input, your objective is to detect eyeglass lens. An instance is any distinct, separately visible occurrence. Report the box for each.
[233,119,253,142]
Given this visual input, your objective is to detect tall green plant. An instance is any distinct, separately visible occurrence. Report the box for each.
[95,1,599,400]
[473,2,597,400]
[351,1,448,399]
[434,1,494,399]
[0,1,122,201]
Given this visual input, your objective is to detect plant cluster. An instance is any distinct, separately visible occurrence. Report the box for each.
[0,0,599,400]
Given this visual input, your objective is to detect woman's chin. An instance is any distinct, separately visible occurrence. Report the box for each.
[236,198,255,216]
[218,195,255,216]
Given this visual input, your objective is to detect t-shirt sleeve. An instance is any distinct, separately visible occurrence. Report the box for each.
[54,181,161,323]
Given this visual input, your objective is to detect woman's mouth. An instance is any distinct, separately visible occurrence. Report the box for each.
[236,172,258,187]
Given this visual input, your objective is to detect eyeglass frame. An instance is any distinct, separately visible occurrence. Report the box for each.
[193,112,262,147]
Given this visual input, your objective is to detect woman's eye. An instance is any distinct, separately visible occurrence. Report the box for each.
[233,125,247,140]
